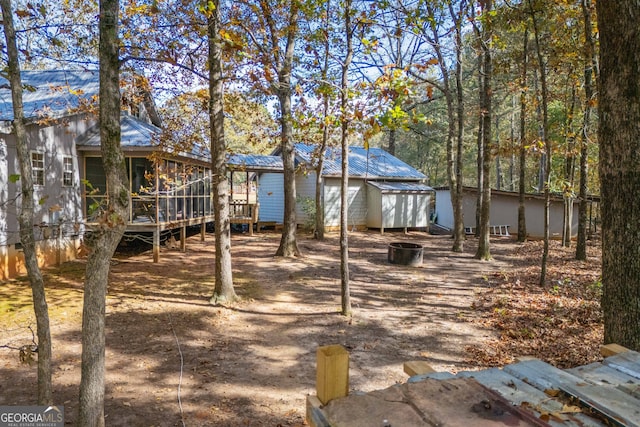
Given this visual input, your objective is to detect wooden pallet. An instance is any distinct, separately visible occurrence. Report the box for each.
[307,344,640,427]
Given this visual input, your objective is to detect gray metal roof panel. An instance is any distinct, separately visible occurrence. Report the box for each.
[295,143,426,180]
[366,181,433,192]
[77,114,210,163]
[0,70,100,121]
[120,115,161,147]
[77,114,160,148]
[227,153,283,171]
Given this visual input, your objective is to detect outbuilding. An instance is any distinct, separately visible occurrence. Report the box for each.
[235,144,432,233]
[366,181,432,232]
[434,186,599,239]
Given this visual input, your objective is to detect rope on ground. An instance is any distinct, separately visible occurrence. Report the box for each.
[167,313,186,427]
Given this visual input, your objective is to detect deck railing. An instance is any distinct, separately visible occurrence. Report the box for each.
[85,177,259,230]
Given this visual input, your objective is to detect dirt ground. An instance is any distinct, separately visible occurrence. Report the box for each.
[0,230,602,426]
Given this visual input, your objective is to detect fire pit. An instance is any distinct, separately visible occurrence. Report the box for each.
[388,242,424,266]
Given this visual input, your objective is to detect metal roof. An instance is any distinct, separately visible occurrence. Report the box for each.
[294,143,426,180]
[0,70,100,121]
[227,153,283,172]
[367,181,433,192]
[0,69,210,162]
[435,186,601,203]
[77,114,160,149]
[76,114,210,163]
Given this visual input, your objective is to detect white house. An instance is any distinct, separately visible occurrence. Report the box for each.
[230,144,433,233]
[0,70,215,279]
[0,71,99,279]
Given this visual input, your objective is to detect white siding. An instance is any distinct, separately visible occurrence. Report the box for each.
[295,172,317,225]
[382,193,430,228]
[324,178,367,228]
[1,115,89,279]
[367,186,430,228]
[434,188,579,238]
[434,189,455,229]
[258,170,430,231]
[366,186,383,227]
[257,173,284,223]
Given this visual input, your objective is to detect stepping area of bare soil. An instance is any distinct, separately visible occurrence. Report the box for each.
[0,230,602,426]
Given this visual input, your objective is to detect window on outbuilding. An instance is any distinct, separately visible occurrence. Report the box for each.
[63,156,74,186]
[31,152,44,186]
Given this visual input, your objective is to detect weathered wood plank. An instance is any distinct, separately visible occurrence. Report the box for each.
[321,377,550,427]
[407,371,456,382]
[603,350,640,381]
[569,362,640,387]
[458,368,605,427]
[505,359,640,426]
[403,361,436,376]
[569,362,640,400]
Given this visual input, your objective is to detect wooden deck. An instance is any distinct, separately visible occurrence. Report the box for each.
[307,344,640,426]
[229,202,259,236]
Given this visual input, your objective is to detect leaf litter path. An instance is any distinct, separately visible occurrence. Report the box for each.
[0,231,591,426]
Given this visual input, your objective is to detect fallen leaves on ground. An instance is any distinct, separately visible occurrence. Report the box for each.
[466,239,603,369]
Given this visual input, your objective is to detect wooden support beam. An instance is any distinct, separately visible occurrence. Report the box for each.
[200,222,206,241]
[180,226,186,252]
[403,361,436,377]
[249,203,259,236]
[153,229,160,263]
[600,343,629,357]
[316,344,349,405]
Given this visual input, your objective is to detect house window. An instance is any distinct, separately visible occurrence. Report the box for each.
[31,152,44,186]
[63,156,74,186]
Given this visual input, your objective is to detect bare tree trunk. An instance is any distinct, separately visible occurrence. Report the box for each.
[528,0,551,286]
[79,1,128,424]
[563,196,573,247]
[275,89,301,257]
[597,0,640,351]
[475,0,493,261]
[426,1,464,252]
[517,28,528,242]
[576,0,597,260]
[475,50,483,236]
[340,139,351,316]
[495,116,502,190]
[452,1,466,248]
[1,0,52,404]
[315,0,332,241]
[562,84,577,247]
[509,96,516,192]
[275,4,301,258]
[340,0,353,317]
[315,143,326,240]
[207,0,237,304]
